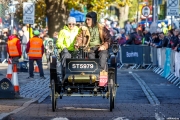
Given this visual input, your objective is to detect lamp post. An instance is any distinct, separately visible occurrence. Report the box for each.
[149,0,158,33]
[137,0,139,22]
[9,0,19,34]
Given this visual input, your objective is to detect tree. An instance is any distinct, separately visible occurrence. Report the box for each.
[15,0,133,36]
[45,0,69,37]
[45,0,117,37]
[111,0,132,27]
[128,0,138,22]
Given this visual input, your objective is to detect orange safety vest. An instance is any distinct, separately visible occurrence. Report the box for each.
[28,37,43,57]
[7,38,20,57]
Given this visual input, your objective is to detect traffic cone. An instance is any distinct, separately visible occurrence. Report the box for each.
[12,64,20,96]
[34,63,39,73]
[6,59,12,79]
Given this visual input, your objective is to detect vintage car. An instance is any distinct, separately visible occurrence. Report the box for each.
[49,41,119,112]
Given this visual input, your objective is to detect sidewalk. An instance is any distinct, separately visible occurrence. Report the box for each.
[0,63,50,120]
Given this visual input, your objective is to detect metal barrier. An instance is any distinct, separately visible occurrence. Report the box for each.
[0,44,7,63]
[119,45,151,69]
[151,47,180,87]
[119,45,180,87]
[151,47,158,66]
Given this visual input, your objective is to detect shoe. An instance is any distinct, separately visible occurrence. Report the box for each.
[27,76,34,79]
[40,76,46,79]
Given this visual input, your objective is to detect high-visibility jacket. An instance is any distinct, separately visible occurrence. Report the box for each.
[56,25,79,51]
[28,37,43,57]
[7,38,20,57]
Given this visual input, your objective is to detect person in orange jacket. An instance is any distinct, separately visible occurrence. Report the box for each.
[26,30,45,79]
[7,29,22,63]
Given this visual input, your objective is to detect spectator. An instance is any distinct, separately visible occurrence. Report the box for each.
[0,17,3,35]
[125,21,132,35]
[171,29,180,50]
[131,21,137,29]
[142,27,151,44]
[0,28,9,62]
[124,34,132,45]
[3,15,10,29]
[155,32,169,48]
[17,24,22,32]
[150,33,160,46]
[19,30,28,60]
[137,24,142,33]
[166,30,174,48]
[22,26,29,43]
[120,29,126,38]
[53,31,58,45]
[18,30,23,42]
[115,34,126,45]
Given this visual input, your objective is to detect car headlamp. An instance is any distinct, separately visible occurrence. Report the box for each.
[112,43,119,54]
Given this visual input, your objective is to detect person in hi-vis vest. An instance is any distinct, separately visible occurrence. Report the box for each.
[26,30,45,79]
[7,29,22,63]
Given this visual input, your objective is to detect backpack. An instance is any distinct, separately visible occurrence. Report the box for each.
[133,34,142,45]
[118,37,126,45]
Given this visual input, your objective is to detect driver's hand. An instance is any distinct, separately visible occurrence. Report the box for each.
[98,45,106,51]
[74,43,79,49]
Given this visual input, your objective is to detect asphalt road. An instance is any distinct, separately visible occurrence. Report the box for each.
[6,69,180,120]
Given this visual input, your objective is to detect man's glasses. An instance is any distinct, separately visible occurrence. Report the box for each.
[68,23,75,26]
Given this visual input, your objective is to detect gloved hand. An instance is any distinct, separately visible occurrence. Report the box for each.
[62,48,68,53]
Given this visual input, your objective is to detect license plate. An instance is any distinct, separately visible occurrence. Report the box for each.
[99,75,108,86]
[99,70,108,86]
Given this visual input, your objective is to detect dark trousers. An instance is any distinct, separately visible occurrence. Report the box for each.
[60,48,72,68]
[29,59,44,77]
[89,47,108,70]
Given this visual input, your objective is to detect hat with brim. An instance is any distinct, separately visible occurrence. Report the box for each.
[33,30,40,36]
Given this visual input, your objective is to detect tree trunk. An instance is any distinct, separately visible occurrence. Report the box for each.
[45,0,69,37]
[119,5,129,28]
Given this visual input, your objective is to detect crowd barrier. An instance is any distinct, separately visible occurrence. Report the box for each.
[119,45,180,86]
[0,44,7,63]
[119,45,151,69]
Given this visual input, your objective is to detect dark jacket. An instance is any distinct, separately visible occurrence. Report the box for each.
[125,32,138,45]
[144,32,151,42]
[156,37,169,48]
[0,34,8,45]
[170,35,179,49]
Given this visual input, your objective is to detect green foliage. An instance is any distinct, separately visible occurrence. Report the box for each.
[128,0,138,21]
[158,4,166,20]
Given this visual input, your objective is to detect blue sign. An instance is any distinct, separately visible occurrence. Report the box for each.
[70,9,85,22]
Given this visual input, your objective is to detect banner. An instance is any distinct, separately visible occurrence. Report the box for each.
[162,48,171,78]
[142,46,151,64]
[170,50,175,74]
[161,48,166,69]
[151,47,158,66]
[157,48,162,68]
[174,52,180,77]
[121,45,149,64]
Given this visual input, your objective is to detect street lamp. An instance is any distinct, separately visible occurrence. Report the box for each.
[8,0,19,34]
